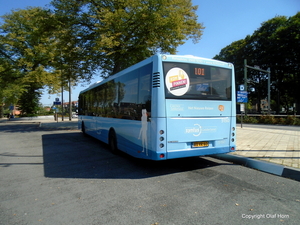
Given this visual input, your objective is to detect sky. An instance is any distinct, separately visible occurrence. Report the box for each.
[1,0,299,106]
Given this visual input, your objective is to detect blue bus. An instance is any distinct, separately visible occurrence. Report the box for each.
[78,54,236,160]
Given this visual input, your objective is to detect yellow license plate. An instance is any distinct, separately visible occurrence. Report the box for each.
[193,141,209,147]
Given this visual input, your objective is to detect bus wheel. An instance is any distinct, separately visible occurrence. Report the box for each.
[109,130,118,154]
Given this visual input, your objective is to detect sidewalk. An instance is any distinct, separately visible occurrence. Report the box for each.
[213,124,300,181]
[234,125,300,169]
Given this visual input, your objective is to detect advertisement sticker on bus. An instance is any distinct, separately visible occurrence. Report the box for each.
[165,67,190,96]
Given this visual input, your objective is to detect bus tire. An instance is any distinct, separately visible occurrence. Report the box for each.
[109,129,118,154]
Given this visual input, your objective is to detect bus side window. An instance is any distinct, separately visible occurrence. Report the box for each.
[137,63,152,121]
[117,71,138,120]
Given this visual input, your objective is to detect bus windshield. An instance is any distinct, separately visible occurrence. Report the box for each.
[163,62,232,100]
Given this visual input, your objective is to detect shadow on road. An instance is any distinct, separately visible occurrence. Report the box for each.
[0,123,41,133]
[42,132,232,179]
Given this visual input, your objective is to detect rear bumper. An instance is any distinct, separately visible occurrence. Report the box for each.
[166,146,235,159]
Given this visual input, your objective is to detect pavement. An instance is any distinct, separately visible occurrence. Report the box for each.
[214,124,300,181]
[1,117,300,181]
[233,125,300,168]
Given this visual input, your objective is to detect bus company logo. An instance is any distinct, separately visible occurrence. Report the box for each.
[185,124,202,136]
[165,67,190,96]
[218,105,224,111]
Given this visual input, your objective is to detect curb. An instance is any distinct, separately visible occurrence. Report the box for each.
[212,154,300,182]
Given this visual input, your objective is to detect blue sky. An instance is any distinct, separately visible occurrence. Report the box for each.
[1,0,299,106]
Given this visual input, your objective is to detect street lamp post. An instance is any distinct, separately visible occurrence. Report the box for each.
[69,76,72,121]
[61,82,64,121]
[244,59,271,114]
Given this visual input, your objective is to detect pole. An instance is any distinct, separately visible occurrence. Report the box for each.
[244,59,247,93]
[61,85,64,121]
[267,68,271,115]
[240,103,245,128]
[69,76,72,121]
[244,59,247,115]
[244,61,271,114]
[60,50,64,122]
[241,113,243,128]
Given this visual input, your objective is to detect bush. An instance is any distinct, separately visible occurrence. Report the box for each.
[258,115,277,124]
[237,114,300,126]
[277,117,286,125]
[244,115,258,124]
[285,116,300,125]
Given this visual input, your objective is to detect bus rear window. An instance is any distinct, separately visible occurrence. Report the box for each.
[163,62,232,100]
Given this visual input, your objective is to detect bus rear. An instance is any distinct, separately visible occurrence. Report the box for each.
[154,55,236,159]
[78,54,235,161]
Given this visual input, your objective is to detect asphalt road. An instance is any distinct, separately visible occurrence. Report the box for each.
[1,123,300,225]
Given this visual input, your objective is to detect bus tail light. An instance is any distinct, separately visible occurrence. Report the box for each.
[160,154,165,158]
[159,130,164,135]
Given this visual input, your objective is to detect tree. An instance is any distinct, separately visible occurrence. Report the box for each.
[51,0,204,76]
[0,39,27,117]
[214,13,300,114]
[276,12,300,114]
[1,1,204,116]
[0,7,61,115]
[214,38,249,85]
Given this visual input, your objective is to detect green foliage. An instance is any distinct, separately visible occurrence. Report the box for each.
[244,116,259,124]
[214,13,300,115]
[17,84,41,115]
[50,0,204,76]
[1,1,203,116]
[0,7,62,114]
[237,115,258,124]
[237,115,300,126]
[285,116,300,125]
[277,117,286,125]
[258,115,277,124]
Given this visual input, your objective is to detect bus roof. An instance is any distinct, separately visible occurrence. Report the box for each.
[79,54,233,94]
